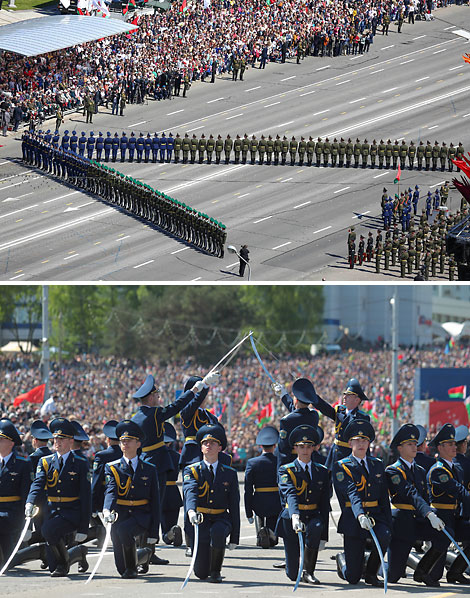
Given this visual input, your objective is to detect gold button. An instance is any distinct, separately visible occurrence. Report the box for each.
[57,490,61,493]
[131,486,134,489]
[209,500,213,503]
[210,490,214,493]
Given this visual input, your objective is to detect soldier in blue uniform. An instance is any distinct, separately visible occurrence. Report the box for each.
[159,132,167,163]
[244,425,281,549]
[161,422,183,547]
[415,425,436,472]
[70,131,78,154]
[454,425,470,490]
[144,133,152,163]
[386,424,448,587]
[103,132,112,162]
[111,132,120,163]
[52,130,60,149]
[128,132,136,162]
[78,132,86,157]
[29,420,53,470]
[152,133,160,163]
[25,418,91,577]
[0,419,33,569]
[272,378,319,466]
[333,420,392,586]
[103,420,159,578]
[61,130,70,151]
[276,425,329,585]
[86,132,95,160]
[427,424,470,584]
[95,132,104,162]
[71,420,89,459]
[167,133,174,163]
[136,133,145,163]
[183,424,240,583]
[44,129,52,144]
[120,131,128,162]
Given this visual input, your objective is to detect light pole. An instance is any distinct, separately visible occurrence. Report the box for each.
[42,285,50,405]
[390,288,398,437]
[227,245,251,281]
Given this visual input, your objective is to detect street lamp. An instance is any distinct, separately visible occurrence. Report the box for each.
[227,245,251,281]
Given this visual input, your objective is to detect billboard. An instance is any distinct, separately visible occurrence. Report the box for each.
[414,368,470,401]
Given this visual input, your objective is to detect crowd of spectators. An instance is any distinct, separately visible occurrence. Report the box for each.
[0,0,454,131]
[1,343,469,467]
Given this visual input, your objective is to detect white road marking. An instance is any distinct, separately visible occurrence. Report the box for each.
[226,113,243,120]
[336,79,350,85]
[64,254,78,260]
[463,113,470,117]
[444,25,456,30]
[281,178,292,183]
[164,164,246,193]
[430,180,446,188]
[371,69,384,74]
[117,235,130,241]
[353,210,371,218]
[207,98,224,103]
[453,29,470,41]
[171,247,189,254]
[0,161,10,166]
[133,259,154,268]
[264,101,280,107]
[449,65,464,70]
[316,65,330,71]
[350,56,361,60]
[186,125,204,132]
[313,226,332,234]
[294,201,311,209]
[334,186,350,194]
[64,201,94,212]
[433,49,446,54]
[9,273,25,280]
[349,97,367,104]
[400,59,415,65]
[415,76,429,82]
[281,76,296,81]
[300,90,316,96]
[128,121,147,127]
[277,121,294,127]
[167,109,184,115]
[374,172,389,178]
[239,193,250,198]
[245,86,261,91]
[253,216,272,224]
[413,35,426,40]
[0,174,20,182]
[43,191,80,204]
[191,277,202,281]
[272,241,292,250]
[382,45,395,50]
[0,204,38,219]
[383,87,399,93]
[428,125,439,130]
[313,110,329,116]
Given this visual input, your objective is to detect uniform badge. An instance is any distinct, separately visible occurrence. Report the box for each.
[36,465,42,474]
[184,474,190,482]
[93,462,99,470]
[105,474,111,484]
[391,475,400,485]
[223,481,229,486]
[439,474,449,482]
[280,474,288,483]
[279,430,287,439]
[141,476,149,481]
[9,471,18,476]
[336,472,344,482]
[376,473,381,477]
[69,471,77,476]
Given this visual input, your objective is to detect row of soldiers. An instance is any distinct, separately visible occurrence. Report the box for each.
[20,130,227,259]
[2,372,470,588]
[36,129,466,169]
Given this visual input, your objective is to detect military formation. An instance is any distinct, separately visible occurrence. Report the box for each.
[20,130,227,259]
[27,129,465,169]
[1,371,470,589]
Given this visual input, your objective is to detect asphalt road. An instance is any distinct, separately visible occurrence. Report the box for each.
[1,7,470,281]
[1,480,468,598]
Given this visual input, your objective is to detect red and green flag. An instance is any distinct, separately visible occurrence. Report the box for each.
[448,385,466,399]
[179,0,188,12]
[246,399,259,417]
[257,402,274,428]
[394,163,401,184]
[465,397,470,420]
[362,399,379,422]
[240,389,251,413]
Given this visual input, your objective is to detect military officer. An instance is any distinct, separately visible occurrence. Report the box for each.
[25,418,91,577]
[111,132,120,162]
[339,138,346,167]
[454,425,470,490]
[258,135,267,165]
[183,424,240,583]
[78,132,87,157]
[190,134,198,163]
[103,132,112,162]
[159,132,167,163]
[103,420,159,578]
[448,142,457,171]
[144,133,152,163]
[29,420,53,470]
[234,134,242,164]
[431,141,440,171]
[224,134,232,164]
[346,138,354,168]
[417,141,425,170]
[353,138,362,168]
[358,235,365,265]
[250,135,258,165]
[161,423,183,547]
[120,131,128,162]
[333,420,392,586]
[128,132,137,162]
[86,131,95,160]
[244,426,281,549]
[174,133,183,163]
[281,135,289,165]
[166,133,174,163]
[70,131,78,154]
[408,140,416,169]
[385,139,393,169]
[361,139,369,168]
[266,135,274,164]
[0,419,33,570]
[241,134,250,164]
[370,140,378,168]
[290,136,298,166]
[198,134,207,164]
[182,133,190,163]
[378,140,386,169]
[215,134,223,164]
[277,425,330,585]
[306,136,315,167]
[95,132,104,162]
[298,136,307,166]
[386,424,448,586]
[392,139,400,169]
[315,137,323,167]
[399,140,408,170]
[322,137,330,167]
[439,142,448,171]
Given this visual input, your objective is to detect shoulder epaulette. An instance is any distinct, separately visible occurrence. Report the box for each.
[108,458,122,466]
[221,464,236,472]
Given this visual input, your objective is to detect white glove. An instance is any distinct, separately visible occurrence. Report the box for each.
[203,371,220,387]
[147,537,157,544]
[291,514,305,533]
[427,511,445,531]
[358,514,374,531]
[102,509,116,524]
[193,380,205,392]
[75,532,87,543]
[228,543,237,550]
[188,510,203,525]
[25,503,35,518]
[272,382,286,397]
[24,530,32,542]
[247,517,254,524]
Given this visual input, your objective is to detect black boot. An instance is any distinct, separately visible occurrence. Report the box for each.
[257,527,270,549]
[447,546,470,584]
[209,546,225,583]
[137,547,152,574]
[8,543,47,570]
[50,539,70,577]
[68,545,88,573]
[268,529,278,547]
[302,547,320,584]
[364,550,383,586]
[185,532,193,557]
[163,525,182,547]
[413,547,443,587]
[122,544,138,579]
[335,552,346,580]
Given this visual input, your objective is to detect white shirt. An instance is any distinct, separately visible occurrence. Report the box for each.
[57,450,71,465]
[352,455,369,472]
[442,458,454,470]
[0,452,13,468]
[124,456,139,472]
[203,459,218,477]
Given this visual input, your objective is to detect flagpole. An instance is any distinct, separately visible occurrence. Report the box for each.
[41,286,50,405]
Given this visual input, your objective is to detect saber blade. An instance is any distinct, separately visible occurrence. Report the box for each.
[443,527,470,570]
[0,517,32,576]
[293,530,304,592]
[85,522,112,584]
[369,527,388,594]
[181,522,199,589]
[208,331,253,375]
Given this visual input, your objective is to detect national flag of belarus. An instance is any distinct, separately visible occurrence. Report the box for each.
[180,0,187,11]
[448,385,466,399]
[465,397,470,420]
[394,163,401,184]
[129,0,136,4]
[257,402,274,427]
[122,2,129,14]
[13,384,46,407]
[240,389,251,413]
[246,399,259,417]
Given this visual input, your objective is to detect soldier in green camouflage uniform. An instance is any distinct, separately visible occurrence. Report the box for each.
[250,135,258,165]
[224,134,233,164]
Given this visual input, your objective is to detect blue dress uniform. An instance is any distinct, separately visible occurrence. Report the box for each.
[52,130,60,149]
[44,129,52,144]
[152,133,160,163]
[183,425,240,582]
[69,131,78,154]
[28,421,53,545]
[103,420,160,578]
[244,426,281,548]
[86,132,95,159]
[136,133,145,163]
[103,132,112,162]
[386,424,449,586]
[310,378,370,469]
[78,132,86,157]
[159,132,167,163]
[95,132,104,161]
[128,132,136,162]
[161,423,183,546]
[278,378,319,466]
[427,424,470,584]
[277,425,329,584]
[454,425,470,490]
[415,425,436,471]
[26,418,91,577]
[61,130,70,151]
[166,133,174,162]
[111,132,119,162]
[91,420,122,515]
[333,420,392,586]
[144,133,152,163]
[0,420,32,568]
[120,132,128,162]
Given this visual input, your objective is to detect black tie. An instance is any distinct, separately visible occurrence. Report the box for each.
[360,459,369,478]
[58,457,63,471]
[209,464,214,483]
[0,459,4,472]
[128,460,134,476]
[305,465,311,484]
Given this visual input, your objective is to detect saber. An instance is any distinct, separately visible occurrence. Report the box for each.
[442,528,470,570]
[369,524,388,594]
[207,331,253,375]
[293,530,304,592]
[85,520,113,584]
[0,513,35,576]
[181,519,200,589]
[250,335,276,385]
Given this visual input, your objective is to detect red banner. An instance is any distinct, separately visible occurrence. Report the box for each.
[13,384,46,407]
[429,400,469,428]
